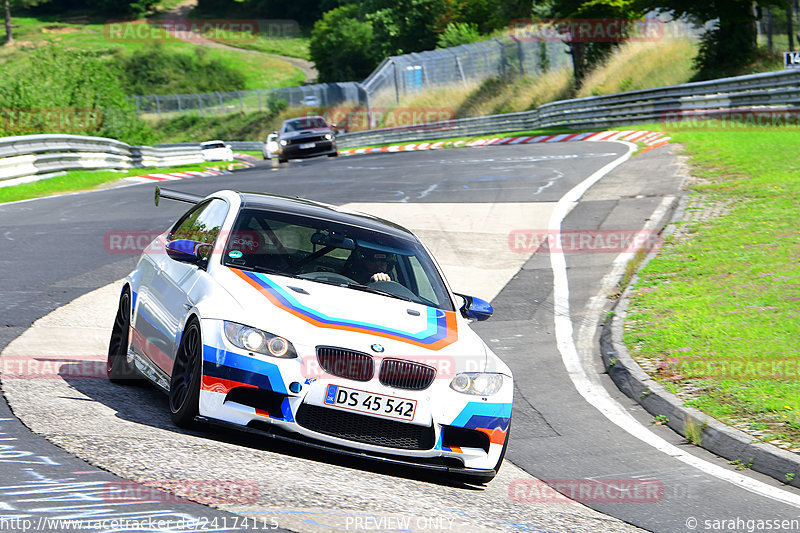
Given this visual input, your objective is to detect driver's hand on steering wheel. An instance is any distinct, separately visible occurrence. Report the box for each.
[370,272,391,282]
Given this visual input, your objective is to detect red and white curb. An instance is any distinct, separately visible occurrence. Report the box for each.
[124,161,253,183]
[338,130,671,156]
[233,152,261,163]
[124,169,228,183]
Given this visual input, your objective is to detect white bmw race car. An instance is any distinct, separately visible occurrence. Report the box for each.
[107,187,513,482]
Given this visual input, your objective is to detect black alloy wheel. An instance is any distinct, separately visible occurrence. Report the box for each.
[169,319,202,427]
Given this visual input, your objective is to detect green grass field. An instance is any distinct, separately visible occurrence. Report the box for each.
[205,34,310,60]
[624,125,800,449]
[0,17,306,91]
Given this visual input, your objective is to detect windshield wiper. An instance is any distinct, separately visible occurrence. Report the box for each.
[345,283,414,303]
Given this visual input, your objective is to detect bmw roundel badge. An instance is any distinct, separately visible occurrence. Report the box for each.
[371,344,385,353]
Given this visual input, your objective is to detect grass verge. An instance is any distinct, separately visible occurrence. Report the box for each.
[0,17,305,91]
[624,125,800,450]
[0,160,243,204]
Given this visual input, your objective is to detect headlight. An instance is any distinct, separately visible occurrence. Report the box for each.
[450,373,504,396]
[324,133,332,140]
[279,139,288,146]
[223,321,296,358]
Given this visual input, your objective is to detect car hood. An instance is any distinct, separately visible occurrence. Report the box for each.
[209,266,490,371]
[281,128,334,140]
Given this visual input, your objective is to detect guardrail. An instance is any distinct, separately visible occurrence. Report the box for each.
[336,69,800,149]
[157,141,264,152]
[4,69,800,177]
[0,134,204,182]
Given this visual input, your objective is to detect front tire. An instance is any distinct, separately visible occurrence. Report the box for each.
[169,319,202,428]
[107,288,139,383]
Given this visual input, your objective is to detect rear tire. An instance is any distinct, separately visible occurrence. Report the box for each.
[107,289,139,384]
[169,319,203,428]
[278,157,287,163]
[328,151,338,157]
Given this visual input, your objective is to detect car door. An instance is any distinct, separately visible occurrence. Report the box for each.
[134,198,228,377]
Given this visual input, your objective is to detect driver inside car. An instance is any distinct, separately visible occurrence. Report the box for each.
[347,249,395,283]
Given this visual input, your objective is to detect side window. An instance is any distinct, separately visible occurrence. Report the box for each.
[169,199,228,245]
[408,256,437,303]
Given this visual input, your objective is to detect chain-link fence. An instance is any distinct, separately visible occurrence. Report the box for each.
[132,37,571,120]
[362,38,571,105]
[130,15,717,122]
[133,82,366,120]
[756,3,800,52]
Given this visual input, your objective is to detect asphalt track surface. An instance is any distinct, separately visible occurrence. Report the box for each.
[1,144,800,532]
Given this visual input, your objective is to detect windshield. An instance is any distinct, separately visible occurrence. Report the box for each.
[222,208,453,311]
[202,142,226,149]
[284,118,327,131]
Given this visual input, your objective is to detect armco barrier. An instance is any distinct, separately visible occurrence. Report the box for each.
[336,69,800,149]
[5,69,800,175]
[0,134,204,182]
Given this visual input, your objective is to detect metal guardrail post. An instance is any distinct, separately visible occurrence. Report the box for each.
[493,38,506,77]
[391,59,400,103]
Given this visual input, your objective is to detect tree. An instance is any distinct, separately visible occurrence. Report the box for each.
[4,0,48,44]
[535,0,644,84]
[4,0,11,44]
[362,0,447,57]
[309,4,380,82]
[637,0,788,79]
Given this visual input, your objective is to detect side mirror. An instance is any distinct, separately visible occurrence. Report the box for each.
[455,293,493,321]
[166,240,212,269]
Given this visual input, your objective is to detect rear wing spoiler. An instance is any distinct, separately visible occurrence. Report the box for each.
[154,186,204,206]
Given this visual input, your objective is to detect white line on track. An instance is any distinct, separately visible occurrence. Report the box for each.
[549,141,800,508]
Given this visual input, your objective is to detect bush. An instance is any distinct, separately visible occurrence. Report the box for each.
[0,45,153,144]
[436,22,482,48]
[120,45,247,95]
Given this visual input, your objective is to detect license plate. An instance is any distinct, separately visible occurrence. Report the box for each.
[324,384,416,421]
[299,142,316,149]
